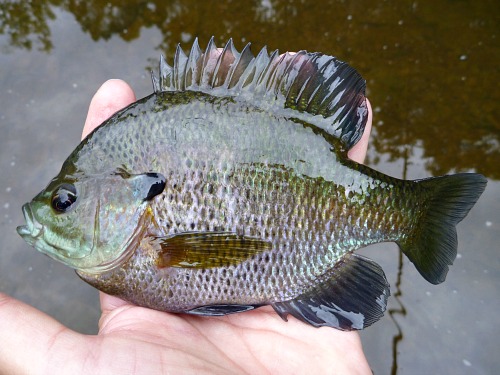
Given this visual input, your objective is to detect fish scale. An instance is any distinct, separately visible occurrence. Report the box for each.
[111,158,402,306]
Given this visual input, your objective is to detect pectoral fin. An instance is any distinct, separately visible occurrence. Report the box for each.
[154,232,272,269]
[272,253,390,330]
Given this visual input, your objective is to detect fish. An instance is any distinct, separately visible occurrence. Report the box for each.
[17,37,487,330]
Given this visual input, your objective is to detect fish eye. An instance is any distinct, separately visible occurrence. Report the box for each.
[51,183,78,213]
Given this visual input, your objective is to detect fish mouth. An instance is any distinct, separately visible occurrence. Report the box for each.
[17,203,71,262]
[17,203,44,244]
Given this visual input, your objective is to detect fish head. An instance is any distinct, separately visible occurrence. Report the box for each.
[17,167,166,272]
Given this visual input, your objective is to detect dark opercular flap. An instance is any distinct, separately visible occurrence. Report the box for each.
[113,168,166,202]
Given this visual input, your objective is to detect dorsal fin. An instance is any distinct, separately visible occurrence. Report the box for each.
[152,38,368,149]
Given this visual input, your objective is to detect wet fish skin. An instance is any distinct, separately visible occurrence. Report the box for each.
[17,38,487,330]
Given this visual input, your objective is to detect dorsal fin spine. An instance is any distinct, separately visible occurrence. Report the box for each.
[244,46,270,90]
[268,53,288,95]
[212,39,236,88]
[174,45,188,90]
[227,43,254,89]
[224,39,239,86]
[185,37,202,89]
[159,54,173,91]
[151,70,160,93]
[200,37,217,88]
[265,52,287,96]
[256,49,279,92]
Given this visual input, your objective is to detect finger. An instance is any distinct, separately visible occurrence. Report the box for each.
[98,292,133,327]
[82,79,136,139]
[348,98,373,164]
[0,293,84,374]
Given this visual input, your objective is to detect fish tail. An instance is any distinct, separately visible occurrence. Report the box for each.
[398,173,486,284]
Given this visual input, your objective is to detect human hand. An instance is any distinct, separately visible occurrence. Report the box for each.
[1,79,373,374]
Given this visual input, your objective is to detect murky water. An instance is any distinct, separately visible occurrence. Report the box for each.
[1,1,498,374]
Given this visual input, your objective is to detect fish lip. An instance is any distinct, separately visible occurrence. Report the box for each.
[16,224,31,236]
[17,203,44,239]
[17,203,73,257]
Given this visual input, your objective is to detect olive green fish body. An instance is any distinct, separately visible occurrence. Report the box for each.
[18,38,487,330]
[81,158,411,312]
[75,92,404,312]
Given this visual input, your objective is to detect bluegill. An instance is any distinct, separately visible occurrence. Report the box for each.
[17,38,486,330]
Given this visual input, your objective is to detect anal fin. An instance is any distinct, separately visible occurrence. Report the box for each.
[186,304,262,316]
[272,253,390,330]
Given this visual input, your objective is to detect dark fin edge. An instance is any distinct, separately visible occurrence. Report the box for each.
[272,253,390,331]
[152,37,368,149]
[398,173,487,284]
[186,304,263,316]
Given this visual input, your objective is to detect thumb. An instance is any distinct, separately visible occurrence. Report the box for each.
[0,293,85,373]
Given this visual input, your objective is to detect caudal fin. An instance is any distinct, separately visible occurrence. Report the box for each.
[398,173,487,284]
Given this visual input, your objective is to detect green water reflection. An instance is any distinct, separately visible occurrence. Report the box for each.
[1,0,498,179]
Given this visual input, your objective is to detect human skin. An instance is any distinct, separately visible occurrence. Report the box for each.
[0,79,373,375]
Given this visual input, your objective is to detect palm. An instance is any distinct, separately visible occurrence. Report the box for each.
[0,291,370,374]
[94,293,370,374]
